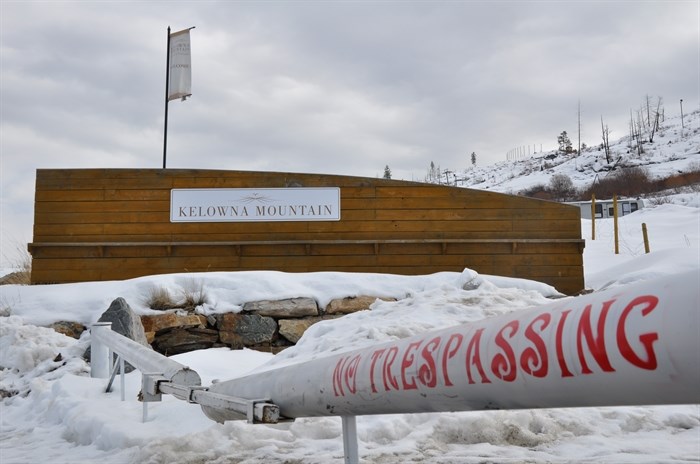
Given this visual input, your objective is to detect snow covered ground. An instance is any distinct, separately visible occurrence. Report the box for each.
[1,196,698,463]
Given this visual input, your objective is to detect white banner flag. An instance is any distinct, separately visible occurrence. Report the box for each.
[168,28,192,101]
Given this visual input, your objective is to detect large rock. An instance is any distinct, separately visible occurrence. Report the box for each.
[278,317,322,344]
[278,316,340,343]
[97,297,150,346]
[141,313,206,343]
[243,297,319,317]
[217,313,277,348]
[325,295,395,315]
[85,297,151,372]
[151,327,220,356]
[49,321,86,339]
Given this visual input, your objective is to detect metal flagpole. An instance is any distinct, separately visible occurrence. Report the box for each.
[163,26,171,169]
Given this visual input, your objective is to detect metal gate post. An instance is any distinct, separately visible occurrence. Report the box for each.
[90,322,112,378]
[341,415,359,464]
[120,357,126,401]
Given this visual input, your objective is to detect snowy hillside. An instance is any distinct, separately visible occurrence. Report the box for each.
[444,109,700,197]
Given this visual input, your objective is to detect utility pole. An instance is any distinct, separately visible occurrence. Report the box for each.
[680,99,685,131]
[163,26,171,169]
[577,100,581,169]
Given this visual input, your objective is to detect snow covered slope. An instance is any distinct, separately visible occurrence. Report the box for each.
[446,110,699,196]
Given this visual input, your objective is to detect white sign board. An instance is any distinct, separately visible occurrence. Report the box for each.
[170,188,341,222]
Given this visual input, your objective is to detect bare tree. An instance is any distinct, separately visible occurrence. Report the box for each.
[639,96,663,144]
[576,102,582,169]
[649,97,662,143]
[425,161,439,183]
[628,109,635,151]
[549,173,576,201]
[600,116,611,163]
[645,94,652,128]
[630,109,643,156]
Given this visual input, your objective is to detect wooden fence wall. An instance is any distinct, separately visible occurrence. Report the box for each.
[29,169,585,294]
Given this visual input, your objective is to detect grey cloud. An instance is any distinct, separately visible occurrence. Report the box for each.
[1,0,698,263]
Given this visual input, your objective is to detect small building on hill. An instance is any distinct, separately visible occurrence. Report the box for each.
[568,198,645,220]
[28,169,585,294]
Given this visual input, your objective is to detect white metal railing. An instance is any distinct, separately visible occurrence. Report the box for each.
[90,323,280,424]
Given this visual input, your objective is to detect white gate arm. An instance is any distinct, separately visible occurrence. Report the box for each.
[202,270,700,422]
[91,323,201,386]
[91,322,280,423]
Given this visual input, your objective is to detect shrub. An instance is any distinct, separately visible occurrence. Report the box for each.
[581,166,654,199]
[549,174,576,201]
[144,285,177,311]
[178,279,208,311]
[518,184,550,199]
[647,195,672,206]
[612,166,655,196]
[0,241,32,286]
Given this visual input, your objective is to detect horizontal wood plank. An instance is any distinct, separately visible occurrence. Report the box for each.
[33,207,580,225]
[35,219,579,236]
[30,169,585,294]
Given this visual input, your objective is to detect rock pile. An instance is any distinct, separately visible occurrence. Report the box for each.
[135,295,393,356]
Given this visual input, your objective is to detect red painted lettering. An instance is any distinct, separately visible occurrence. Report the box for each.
[418,337,440,388]
[520,313,551,378]
[555,309,574,377]
[442,333,463,386]
[344,355,362,394]
[491,321,519,382]
[369,349,386,393]
[617,295,660,370]
[332,357,347,396]
[576,301,615,374]
[382,346,400,391]
[401,342,421,390]
[466,328,491,384]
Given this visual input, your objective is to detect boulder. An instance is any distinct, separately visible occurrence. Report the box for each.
[48,321,86,339]
[243,297,319,317]
[141,313,206,334]
[278,317,322,343]
[97,298,150,346]
[217,313,277,348]
[278,316,339,343]
[141,312,207,348]
[325,295,395,315]
[85,297,150,372]
[151,327,220,356]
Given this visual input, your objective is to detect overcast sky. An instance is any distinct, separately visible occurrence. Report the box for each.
[1,0,698,265]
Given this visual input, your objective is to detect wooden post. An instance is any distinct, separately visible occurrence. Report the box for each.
[642,223,650,254]
[591,194,596,240]
[613,194,619,254]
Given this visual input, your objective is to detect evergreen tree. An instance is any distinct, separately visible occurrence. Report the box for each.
[383,165,392,179]
[471,152,477,166]
[557,131,573,153]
